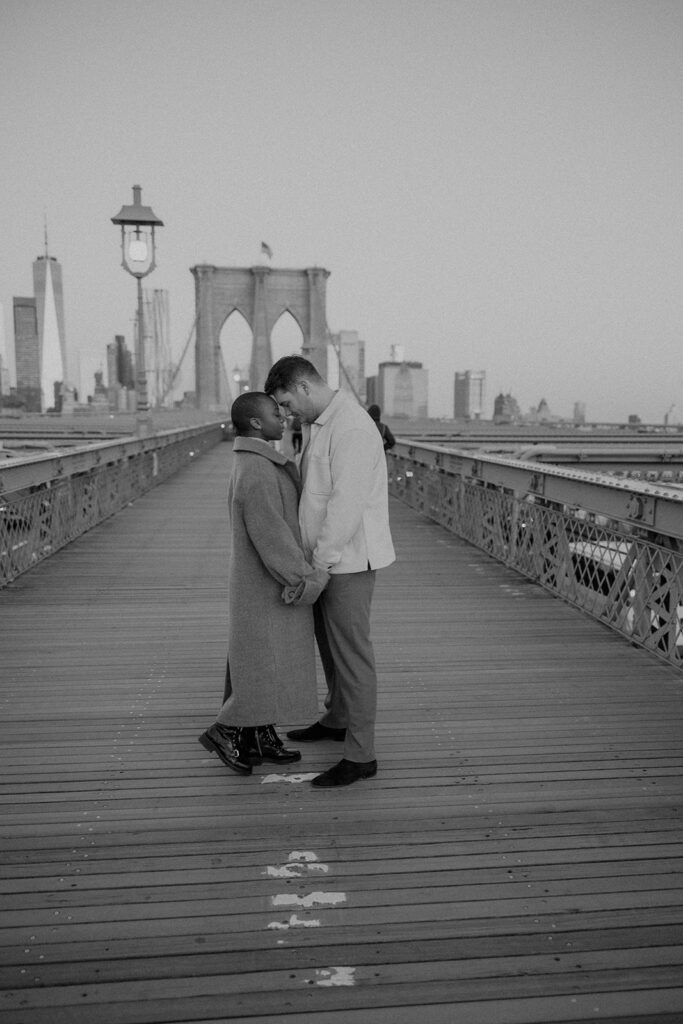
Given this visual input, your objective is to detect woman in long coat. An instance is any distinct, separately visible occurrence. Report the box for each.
[199,392,328,775]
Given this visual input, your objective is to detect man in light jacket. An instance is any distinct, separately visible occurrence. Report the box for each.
[264,355,395,788]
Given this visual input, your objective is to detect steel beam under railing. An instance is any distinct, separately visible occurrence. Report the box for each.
[388,439,683,671]
[0,422,224,588]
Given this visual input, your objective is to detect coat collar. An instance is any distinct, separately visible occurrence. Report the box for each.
[313,389,347,426]
[233,436,291,465]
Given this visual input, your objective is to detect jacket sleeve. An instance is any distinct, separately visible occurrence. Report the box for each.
[312,427,379,570]
[282,567,330,605]
[240,472,321,588]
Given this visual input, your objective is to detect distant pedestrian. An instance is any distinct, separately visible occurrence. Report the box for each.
[265,356,395,788]
[199,392,329,775]
[367,404,396,451]
[290,413,303,454]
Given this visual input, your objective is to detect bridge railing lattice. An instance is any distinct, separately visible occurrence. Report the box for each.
[0,423,223,587]
[389,440,683,670]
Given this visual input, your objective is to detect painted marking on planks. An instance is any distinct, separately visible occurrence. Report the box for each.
[265,850,329,877]
[272,891,346,909]
[315,967,356,987]
[265,852,340,933]
[266,862,329,877]
[267,915,321,930]
[261,773,319,784]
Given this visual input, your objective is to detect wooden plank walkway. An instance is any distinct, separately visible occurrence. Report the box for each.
[1,442,683,1024]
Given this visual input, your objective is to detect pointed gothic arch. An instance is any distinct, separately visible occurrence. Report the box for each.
[191,264,330,409]
[270,308,305,365]
[219,308,252,398]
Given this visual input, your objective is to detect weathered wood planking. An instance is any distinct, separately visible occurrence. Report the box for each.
[1,442,682,1024]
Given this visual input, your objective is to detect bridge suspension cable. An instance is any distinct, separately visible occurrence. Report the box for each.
[326,329,362,404]
[159,317,196,406]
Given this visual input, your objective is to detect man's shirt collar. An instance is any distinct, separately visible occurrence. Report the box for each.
[313,390,345,426]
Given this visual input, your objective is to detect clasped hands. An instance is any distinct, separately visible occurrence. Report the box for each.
[281,566,330,606]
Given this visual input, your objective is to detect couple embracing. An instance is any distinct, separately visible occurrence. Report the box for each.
[199,355,395,788]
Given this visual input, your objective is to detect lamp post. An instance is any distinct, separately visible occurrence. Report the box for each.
[232,366,249,395]
[111,185,164,434]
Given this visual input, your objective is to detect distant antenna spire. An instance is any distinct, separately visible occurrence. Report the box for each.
[43,212,49,257]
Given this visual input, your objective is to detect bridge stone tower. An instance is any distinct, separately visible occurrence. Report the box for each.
[191,264,331,409]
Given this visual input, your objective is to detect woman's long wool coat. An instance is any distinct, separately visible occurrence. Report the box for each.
[218,437,320,726]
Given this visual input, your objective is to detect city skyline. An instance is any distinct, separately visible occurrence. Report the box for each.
[1,0,682,423]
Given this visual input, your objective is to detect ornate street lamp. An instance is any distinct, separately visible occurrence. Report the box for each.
[111,185,164,432]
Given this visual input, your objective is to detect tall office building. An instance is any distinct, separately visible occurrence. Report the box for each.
[454,370,486,420]
[106,335,136,411]
[0,305,8,396]
[33,250,67,412]
[106,341,118,405]
[142,288,173,407]
[13,297,41,411]
[377,360,428,418]
[115,335,135,390]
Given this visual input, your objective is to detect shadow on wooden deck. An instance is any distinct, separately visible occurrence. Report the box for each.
[1,443,682,1024]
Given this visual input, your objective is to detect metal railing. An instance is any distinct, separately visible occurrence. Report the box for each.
[389,440,683,671]
[0,423,223,587]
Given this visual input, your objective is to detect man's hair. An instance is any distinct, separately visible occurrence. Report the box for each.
[367,404,381,421]
[264,355,323,395]
[231,391,275,435]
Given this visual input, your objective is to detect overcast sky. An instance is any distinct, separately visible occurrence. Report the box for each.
[1,0,682,422]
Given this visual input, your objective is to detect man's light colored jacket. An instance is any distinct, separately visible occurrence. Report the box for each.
[298,390,396,574]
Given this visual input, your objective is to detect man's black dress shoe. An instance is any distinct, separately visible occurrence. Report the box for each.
[286,721,346,742]
[311,758,378,787]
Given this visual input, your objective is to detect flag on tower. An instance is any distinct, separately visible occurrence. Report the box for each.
[261,241,273,259]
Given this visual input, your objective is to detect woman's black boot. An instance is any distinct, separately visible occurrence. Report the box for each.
[198,723,253,774]
[243,727,263,765]
[255,725,302,763]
